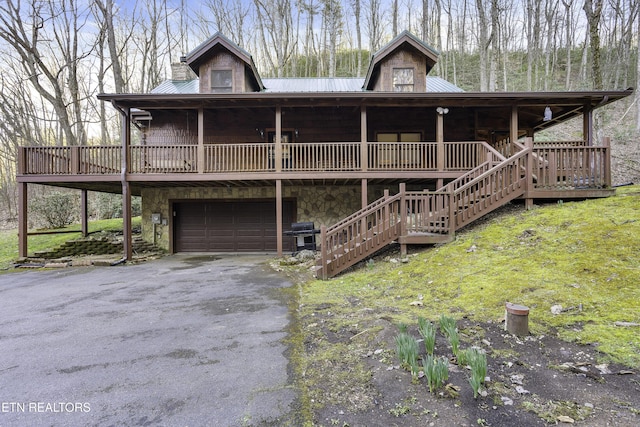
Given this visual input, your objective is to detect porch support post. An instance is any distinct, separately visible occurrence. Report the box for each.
[583,104,593,146]
[510,106,518,149]
[361,179,368,209]
[81,189,88,237]
[524,137,534,210]
[275,106,282,173]
[18,182,28,258]
[603,137,611,187]
[120,106,132,261]
[197,107,205,173]
[436,109,445,188]
[276,179,283,256]
[399,183,407,256]
[360,106,368,171]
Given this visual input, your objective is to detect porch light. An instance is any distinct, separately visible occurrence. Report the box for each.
[544,106,552,121]
[436,107,449,115]
[294,129,299,138]
[256,128,265,139]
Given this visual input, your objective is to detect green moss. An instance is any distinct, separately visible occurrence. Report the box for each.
[298,187,640,372]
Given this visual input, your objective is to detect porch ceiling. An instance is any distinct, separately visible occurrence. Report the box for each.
[99,89,633,131]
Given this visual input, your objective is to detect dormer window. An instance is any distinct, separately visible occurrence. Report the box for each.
[211,69,233,92]
[393,68,414,92]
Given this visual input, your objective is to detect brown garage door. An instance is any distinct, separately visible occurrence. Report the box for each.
[174,200,295,252]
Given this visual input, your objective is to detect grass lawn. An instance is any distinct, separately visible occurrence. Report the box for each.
[0,217,141,272]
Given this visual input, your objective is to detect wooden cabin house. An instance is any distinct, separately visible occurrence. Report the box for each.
[17,31,633,278]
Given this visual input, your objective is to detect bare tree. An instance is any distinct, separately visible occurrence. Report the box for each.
[94,0,126,93]
[366,0,384,53]
[392,0,398,37]
[475,0,490,91]
[637,5,640,133]
[560,0,574,89]
[322,0,342,77]
[352,0,363,76]
[0,0,94,146]
[583,0,604,89]
[253,0,296,77]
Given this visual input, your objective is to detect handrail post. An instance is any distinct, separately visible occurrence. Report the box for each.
[525,137,534,209]
[383,189,390,236]
[18,147,25,174]
[603,136,611,188]
[320,225,327,280]
[71,146,80,174]
[399,183,407,256]
[448,190,455,236]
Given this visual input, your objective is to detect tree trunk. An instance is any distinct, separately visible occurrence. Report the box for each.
[95,0,126,93]
[583,0,604,90]
[352,0,362,76]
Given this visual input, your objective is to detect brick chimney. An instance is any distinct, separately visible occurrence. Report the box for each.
[171,56,197,81]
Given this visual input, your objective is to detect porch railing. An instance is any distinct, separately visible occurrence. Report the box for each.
[532,143,610,189]
[19,141,497,174]
[18,140,611,191]
[19,146,122,175]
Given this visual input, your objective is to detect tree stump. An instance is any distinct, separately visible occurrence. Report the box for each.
[505,302,529,336]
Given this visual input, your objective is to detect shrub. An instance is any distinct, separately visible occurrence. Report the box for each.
[29,191,78,228]
[92,193,142,219]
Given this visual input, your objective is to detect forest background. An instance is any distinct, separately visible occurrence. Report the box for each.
[0,0,638,226]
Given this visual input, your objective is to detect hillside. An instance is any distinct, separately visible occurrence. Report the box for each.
[287,185,640,426]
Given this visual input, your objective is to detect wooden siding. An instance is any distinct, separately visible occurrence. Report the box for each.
[372,48,427,92]
[198,51,245,93]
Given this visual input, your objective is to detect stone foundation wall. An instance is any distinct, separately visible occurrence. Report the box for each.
[140,185,366,251]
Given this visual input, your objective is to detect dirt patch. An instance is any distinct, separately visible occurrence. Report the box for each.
[308,316,640,426]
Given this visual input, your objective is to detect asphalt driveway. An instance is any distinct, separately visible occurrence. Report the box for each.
[0,255,299,426]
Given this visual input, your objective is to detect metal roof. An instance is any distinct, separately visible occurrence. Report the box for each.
[151,79,199,94]
[150,76,463,94]
[262,78,364,92]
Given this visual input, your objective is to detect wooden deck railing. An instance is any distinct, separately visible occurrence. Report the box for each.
[319,190,403,278]
[451,148,529,230]
[18,141,496,175]
[19,146,122,175]
[205,143,271,172]
[532,143,610,189]
[130,145,197,173]
[18,140,611,193]
[318,146,532,279]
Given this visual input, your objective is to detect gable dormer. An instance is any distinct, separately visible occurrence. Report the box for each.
[186,32,264,93]
[363,31,439,92]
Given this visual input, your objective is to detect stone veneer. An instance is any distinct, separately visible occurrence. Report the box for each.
[140,185,368,251]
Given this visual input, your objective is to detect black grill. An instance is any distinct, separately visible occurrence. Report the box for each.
[284,222,320,252]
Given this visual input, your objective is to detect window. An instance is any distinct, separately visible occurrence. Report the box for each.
[393,68,414,92]
[211,69,233,92]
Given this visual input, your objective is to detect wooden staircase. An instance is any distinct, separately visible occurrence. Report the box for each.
[316,144,532,279]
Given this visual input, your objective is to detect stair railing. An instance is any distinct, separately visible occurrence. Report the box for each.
[318,143,533,279]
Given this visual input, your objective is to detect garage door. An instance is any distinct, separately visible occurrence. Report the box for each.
[174,200,295,252]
